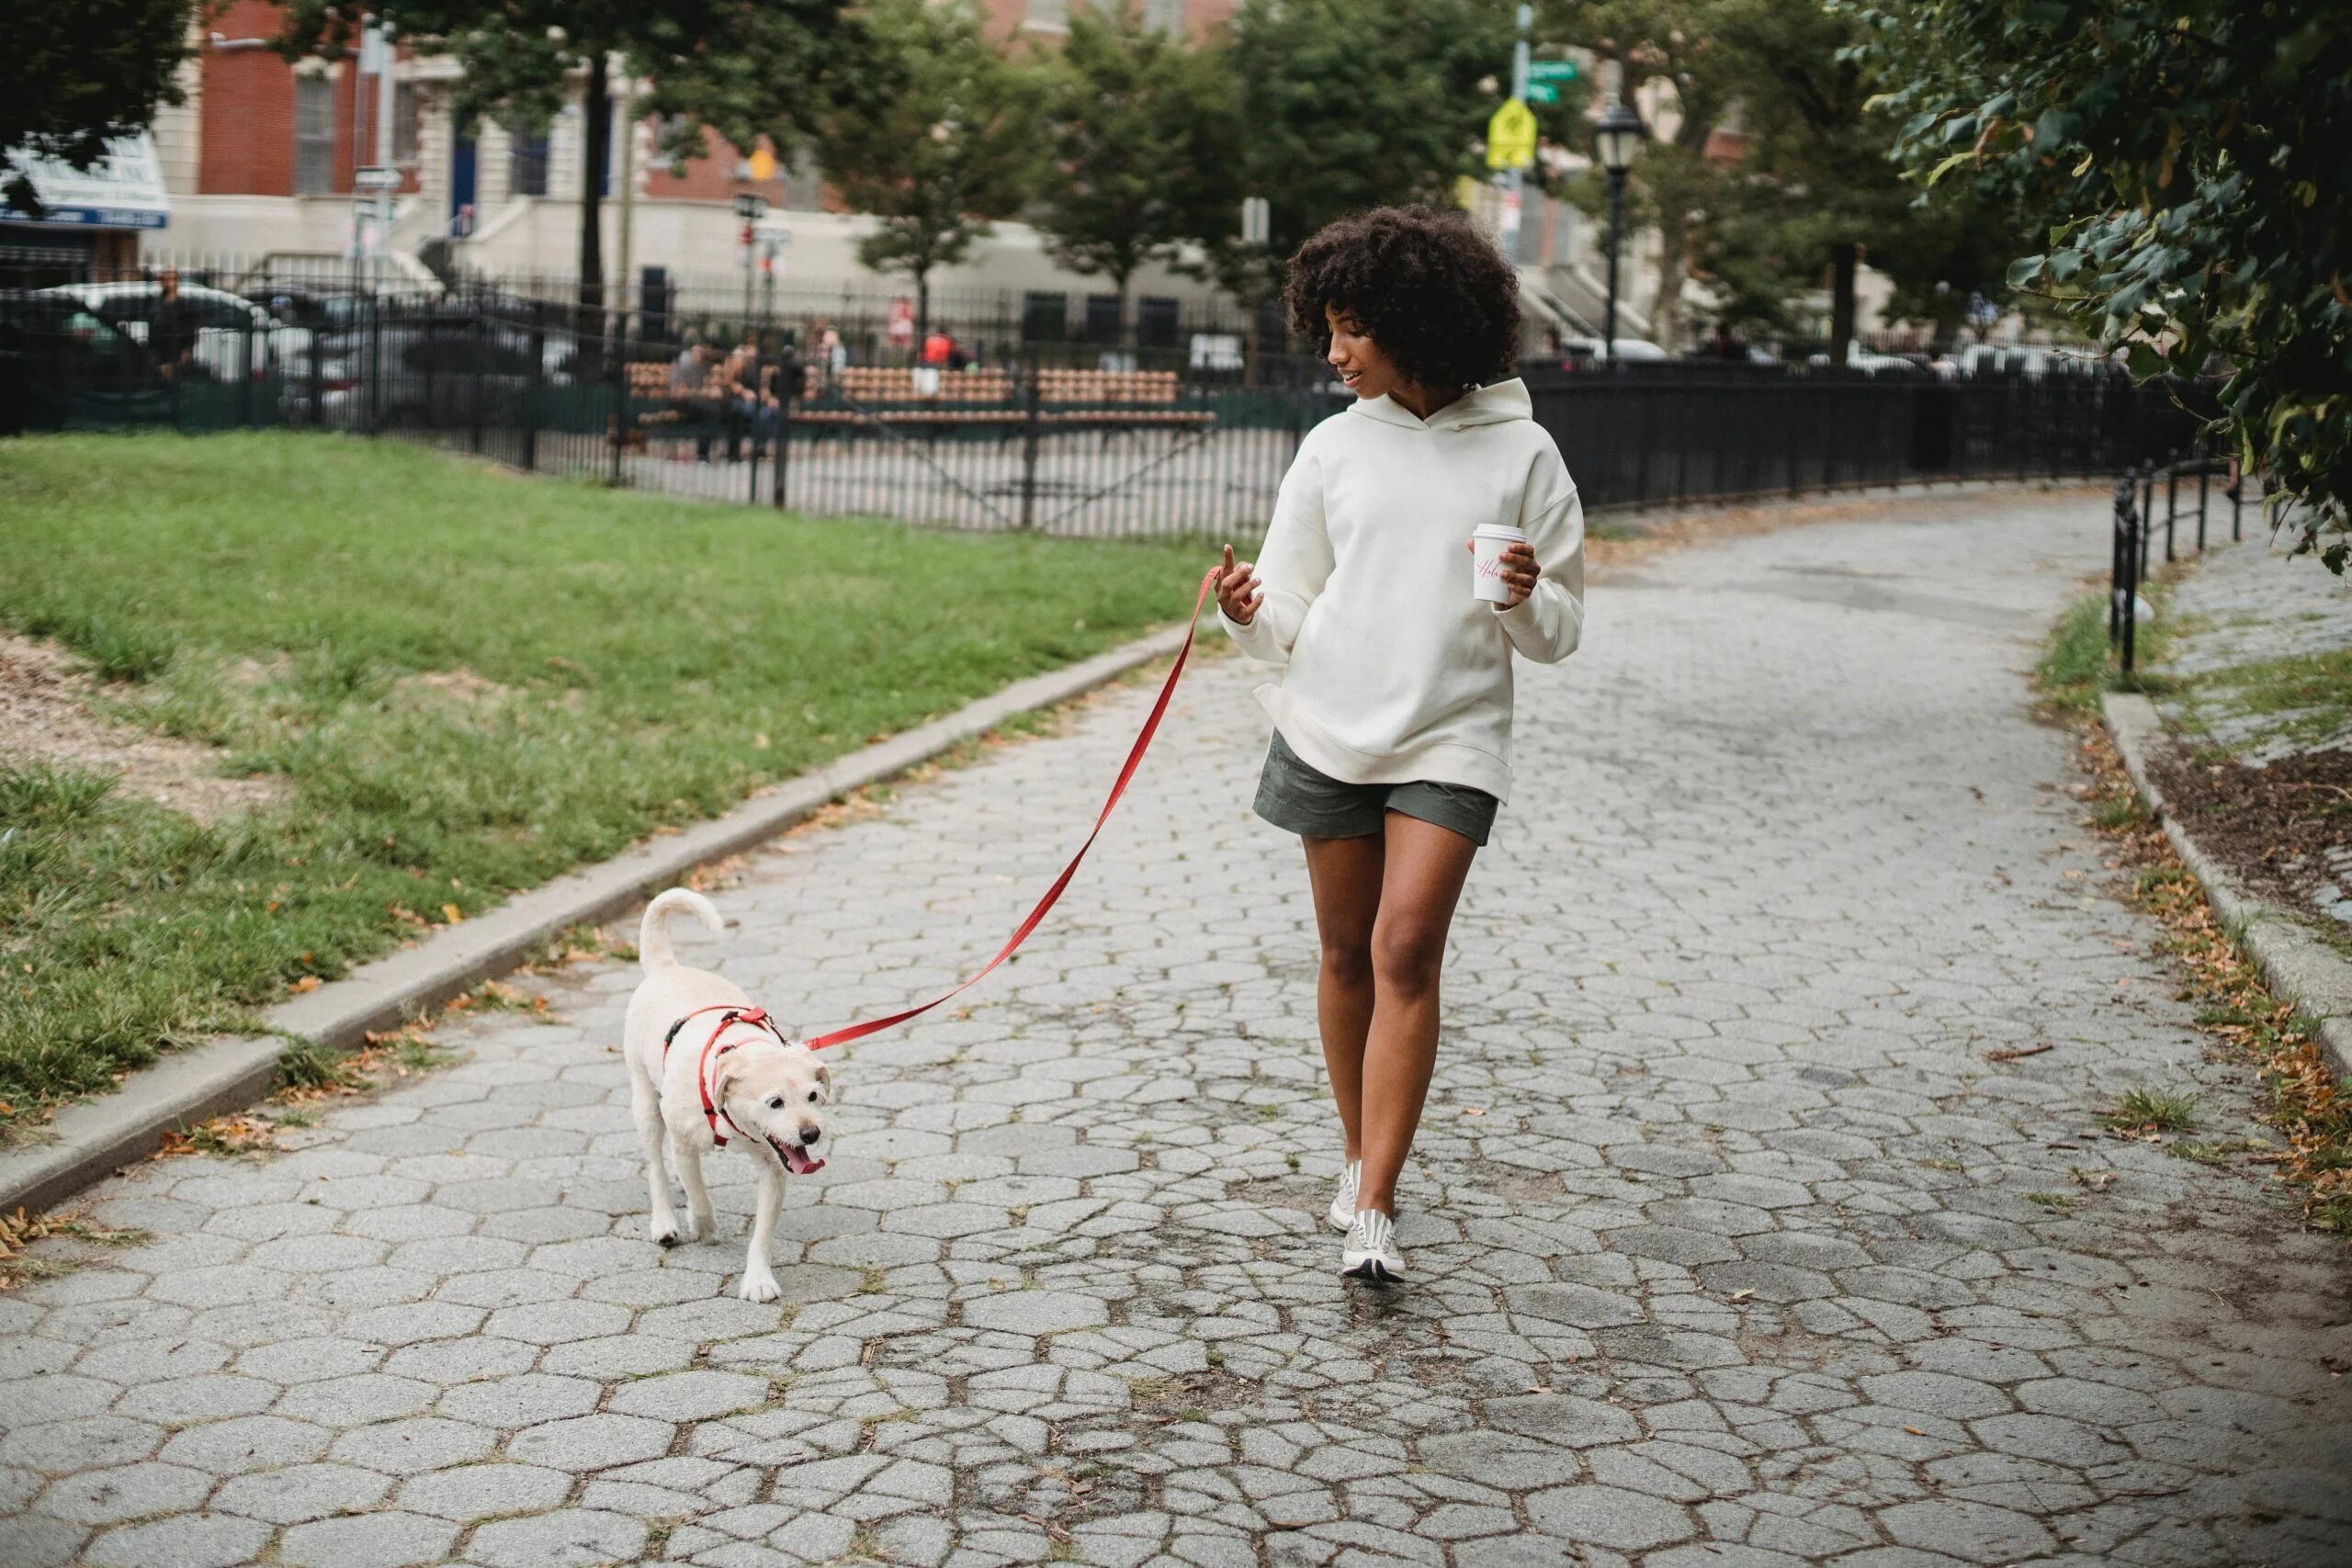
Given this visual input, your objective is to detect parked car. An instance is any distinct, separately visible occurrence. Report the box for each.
[39,280,309,381]
[1954,343,2111,378]
[271,304,585,425]
[1555,336,1670,366]
[0,291,164,428]
[290,316,557,429]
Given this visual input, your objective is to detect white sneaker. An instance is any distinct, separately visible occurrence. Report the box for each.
[1340,1209,1405,1283]
[1328,1161,1362,1233]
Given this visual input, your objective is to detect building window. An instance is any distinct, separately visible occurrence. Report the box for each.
[509,122,549,198]
[1143,0,1185,31]
[1021,291,1069,343]
[1025,0,1068,31]
[1084,294,1124,344]
[392,83,420,164]
[1136,296,1180,347]
[294,76,335,195]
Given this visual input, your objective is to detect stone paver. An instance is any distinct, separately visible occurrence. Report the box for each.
[3,488,2348,1565]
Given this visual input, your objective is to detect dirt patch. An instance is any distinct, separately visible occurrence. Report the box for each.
[2149,744,2352,934]
[0,635,281,825]
[395,666,513,705]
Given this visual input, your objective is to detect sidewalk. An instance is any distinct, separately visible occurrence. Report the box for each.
[3,489,2347,1567]
[2144,533,2352,933]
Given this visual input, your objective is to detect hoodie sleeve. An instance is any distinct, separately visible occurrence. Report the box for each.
[1221,444,1333,666]
[1494,455,1586,664]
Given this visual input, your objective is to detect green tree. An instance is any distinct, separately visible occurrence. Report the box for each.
[812,0,1042,341]
[277,0,847,330]
[1540,0,1747,352]
[1194,0,1517,306]
[1840,0,2350,568]
[3,0,202,216]
[1032,2,1230,342]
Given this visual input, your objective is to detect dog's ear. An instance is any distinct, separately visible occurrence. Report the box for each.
[813,1062,833,1103]
[710,1050,747,1102]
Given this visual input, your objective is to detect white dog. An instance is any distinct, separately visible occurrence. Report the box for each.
[623,888,833,1303]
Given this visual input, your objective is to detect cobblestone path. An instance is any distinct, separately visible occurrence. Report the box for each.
[5,489,2349,1568]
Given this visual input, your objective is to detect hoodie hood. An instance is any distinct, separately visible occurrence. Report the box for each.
[1350,377,1532,432]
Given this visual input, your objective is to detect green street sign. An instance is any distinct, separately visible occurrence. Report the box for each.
[1524,82,1559,105]
[1528,61,1578,83]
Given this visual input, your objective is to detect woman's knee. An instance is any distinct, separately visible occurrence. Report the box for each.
[1319,933,1374,987]
[1370,919,1445,992]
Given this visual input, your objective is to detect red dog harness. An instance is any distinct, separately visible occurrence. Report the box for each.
[661,1005,794,1148]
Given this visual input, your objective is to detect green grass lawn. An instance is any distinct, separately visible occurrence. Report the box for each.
[0,432,1215,1128]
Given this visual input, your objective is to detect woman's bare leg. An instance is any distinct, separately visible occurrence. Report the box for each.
[1302,832,1385,1162]
[1355,813,1478,1217]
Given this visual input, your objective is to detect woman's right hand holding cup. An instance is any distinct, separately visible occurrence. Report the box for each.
[1215,544,1262,626]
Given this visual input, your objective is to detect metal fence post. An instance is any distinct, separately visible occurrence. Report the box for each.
[523,322,544,472]
[1018,349,1044,531]
[2164,450,2177,563]
[772,381,791,511]
[368,299,384,436]
[610,323,629,487]
[469,315,486,456]
[2120,479,2140,674]
[2109,473,2129,644]
[308,325,323,431]
[2196,436,2210,552]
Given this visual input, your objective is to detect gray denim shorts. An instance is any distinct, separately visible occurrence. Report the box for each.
[1253,729,1499,847]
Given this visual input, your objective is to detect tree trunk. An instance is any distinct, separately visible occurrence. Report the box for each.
[916,272,931,348]
[1651,207,1689,354]
[1113,268,1132,349]
[1828,241,1859,361]
[578,53,610,348]
[1929,290,1966,354]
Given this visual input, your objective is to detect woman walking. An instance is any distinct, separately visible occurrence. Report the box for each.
[1212,207,1585,1283]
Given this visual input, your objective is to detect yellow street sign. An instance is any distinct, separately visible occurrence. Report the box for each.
[1486,98,1538,171]
[747,146,777,183]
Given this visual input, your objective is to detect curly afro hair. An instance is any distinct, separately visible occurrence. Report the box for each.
[1283,206,1521,391]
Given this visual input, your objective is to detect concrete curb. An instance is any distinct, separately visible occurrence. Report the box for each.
[2103,691,2352,1083]
[0,623,1193,1217]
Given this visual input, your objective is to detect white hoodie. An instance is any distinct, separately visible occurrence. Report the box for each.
[1219,378,1583,801]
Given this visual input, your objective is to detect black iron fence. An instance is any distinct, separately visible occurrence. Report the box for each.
[4,283,2199,538]
[1532,363,2194,512]
[2109,438,2248,673]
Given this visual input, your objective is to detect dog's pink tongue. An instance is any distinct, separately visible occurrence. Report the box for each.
[785,1146,824,1176]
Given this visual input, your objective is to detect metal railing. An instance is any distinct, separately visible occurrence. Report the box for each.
[6,283,2196,538]
[2109,438,2245,673]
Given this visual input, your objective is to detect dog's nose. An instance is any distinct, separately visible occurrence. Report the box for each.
[797,1124,822,1146]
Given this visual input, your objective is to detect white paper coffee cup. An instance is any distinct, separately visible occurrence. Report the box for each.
[1473,524,1527,604]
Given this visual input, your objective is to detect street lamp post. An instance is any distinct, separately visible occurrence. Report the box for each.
[1594,99,1645,362]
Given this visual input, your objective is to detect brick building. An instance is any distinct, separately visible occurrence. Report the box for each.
[134,0,1238,335]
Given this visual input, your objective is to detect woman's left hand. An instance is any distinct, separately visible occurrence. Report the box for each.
[1468,538,1541,608]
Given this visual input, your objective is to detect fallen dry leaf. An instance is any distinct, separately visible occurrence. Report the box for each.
[288,976,321,995]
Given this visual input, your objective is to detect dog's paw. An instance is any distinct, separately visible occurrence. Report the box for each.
[650,1215,684,1247]
[688,1209,715,1241]
[737,1269,783,1303]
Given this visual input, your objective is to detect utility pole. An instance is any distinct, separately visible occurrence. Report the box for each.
[372,21,395,293]
[615,85,637,338]
[1501,3,1531,257]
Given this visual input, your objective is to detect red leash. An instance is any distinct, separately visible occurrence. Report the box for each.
[801,567,1219,1053]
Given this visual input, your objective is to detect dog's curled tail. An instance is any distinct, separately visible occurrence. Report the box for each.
[638,887,724,972]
